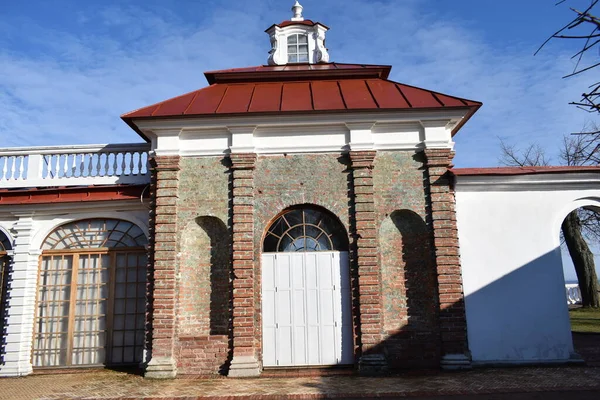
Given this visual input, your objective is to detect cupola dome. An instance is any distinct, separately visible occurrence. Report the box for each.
[265,1,330,66]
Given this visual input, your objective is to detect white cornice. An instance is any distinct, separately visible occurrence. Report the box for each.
[133,110,467,131]
[135,110,467,157]
[455,172,600,192]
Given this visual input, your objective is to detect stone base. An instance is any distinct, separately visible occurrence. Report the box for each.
[441,353,472,370]
[228,355,261,378]
[358,353,388,375]
[0,362,33,377]
[145,357,177,379]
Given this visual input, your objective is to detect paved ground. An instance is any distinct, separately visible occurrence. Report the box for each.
[1,333,597,400]
[1,366,600,400]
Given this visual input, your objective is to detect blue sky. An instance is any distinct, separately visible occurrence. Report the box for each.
[1,0,598,280]
[2,0,598,167]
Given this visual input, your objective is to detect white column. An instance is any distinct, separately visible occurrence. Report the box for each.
[0,214,39,377]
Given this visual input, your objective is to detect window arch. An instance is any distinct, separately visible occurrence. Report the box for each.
[34,218,147,368]
[42,219,147,250]
[263,206,347,252]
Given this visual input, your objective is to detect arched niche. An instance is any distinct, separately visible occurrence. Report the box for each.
[179,216,231,336]
[379,210,439,365]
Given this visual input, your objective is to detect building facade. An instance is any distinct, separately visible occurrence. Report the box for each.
[0,2,598,378]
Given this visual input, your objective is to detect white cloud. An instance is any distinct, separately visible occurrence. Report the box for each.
[0,0,596,168]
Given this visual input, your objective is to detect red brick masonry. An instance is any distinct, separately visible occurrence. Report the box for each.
[424,149,469,364]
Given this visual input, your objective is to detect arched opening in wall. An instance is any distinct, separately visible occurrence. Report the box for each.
[33,219,148,368]
[560,204,600,364]
[179,216,231,336]
[261,205,353,367]
[0,230,12,364]
[379,210,439,368]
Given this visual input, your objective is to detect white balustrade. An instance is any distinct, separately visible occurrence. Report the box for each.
[565,283,582,305]
[0,144,151,188]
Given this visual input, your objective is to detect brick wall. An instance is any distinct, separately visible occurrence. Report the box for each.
[423,149,469,362]
[156,149,462,375]
[373,151,440,368]
[175,156,232,376]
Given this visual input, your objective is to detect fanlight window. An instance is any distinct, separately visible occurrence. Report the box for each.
[264,207,347,252]
[287,34,309,63]
[43,219,147,250]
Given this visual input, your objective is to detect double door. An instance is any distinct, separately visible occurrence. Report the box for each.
[261,251,353,367]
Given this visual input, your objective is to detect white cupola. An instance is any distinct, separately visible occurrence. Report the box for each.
[266,1,330,65]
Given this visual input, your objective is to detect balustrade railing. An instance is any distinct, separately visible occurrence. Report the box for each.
[0,143,151,188]
[565,283,582,305]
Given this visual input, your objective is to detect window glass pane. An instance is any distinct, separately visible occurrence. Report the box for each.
[298,54,309,62]
[298,35,308,44]
[299,45,308,53]
[288,54,298,63]
[288,35,298,44]
[288,45,297,54]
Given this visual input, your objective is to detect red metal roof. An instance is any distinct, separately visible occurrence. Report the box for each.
[451,166,600,176]
[0,185,148,205]
[203,63,392,84]
[122,63,481,139]
[265,19,330,31]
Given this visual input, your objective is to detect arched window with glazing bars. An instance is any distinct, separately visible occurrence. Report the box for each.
[33,219,148,368]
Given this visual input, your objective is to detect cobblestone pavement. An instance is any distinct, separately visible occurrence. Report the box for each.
[0,366,599,400]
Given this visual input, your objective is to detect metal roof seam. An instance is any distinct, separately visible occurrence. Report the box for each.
[247,85,257,113]
[214,85,230,114]
[394,84,412,108]
[430,92,445,107]
[363,80,380,109]
[278,83,284,112]
[336,81,348,110]
[308,81,315,111]
[183,92,200,115]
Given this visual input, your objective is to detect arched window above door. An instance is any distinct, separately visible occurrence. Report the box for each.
[263,207,347,252]
[42,219,147,250]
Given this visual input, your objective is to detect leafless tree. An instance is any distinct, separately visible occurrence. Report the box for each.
[536,0,600,133]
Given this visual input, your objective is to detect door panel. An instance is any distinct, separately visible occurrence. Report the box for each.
[262,251,352,367]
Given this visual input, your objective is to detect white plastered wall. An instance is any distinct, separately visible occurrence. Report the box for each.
[455,172,600,364]
[0,201,149,376]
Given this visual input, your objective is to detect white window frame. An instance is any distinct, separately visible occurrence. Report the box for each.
[287,34,310,63]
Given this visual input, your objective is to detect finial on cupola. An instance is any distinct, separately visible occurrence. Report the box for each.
[291,1,304,21]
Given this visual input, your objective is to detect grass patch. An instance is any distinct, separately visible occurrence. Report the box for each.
[570,307,600,333]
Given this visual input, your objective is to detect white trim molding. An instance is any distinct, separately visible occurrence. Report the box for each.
[136,111,466,157]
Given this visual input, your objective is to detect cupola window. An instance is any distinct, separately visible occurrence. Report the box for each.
[287,34,309,63]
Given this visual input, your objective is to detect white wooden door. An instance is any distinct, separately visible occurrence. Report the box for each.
[262,251,353,367]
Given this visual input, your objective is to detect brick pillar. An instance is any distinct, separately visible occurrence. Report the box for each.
[145,155,180,379]
[228,153,260,378]
[423,149,470,369]
[349,151,387,374]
